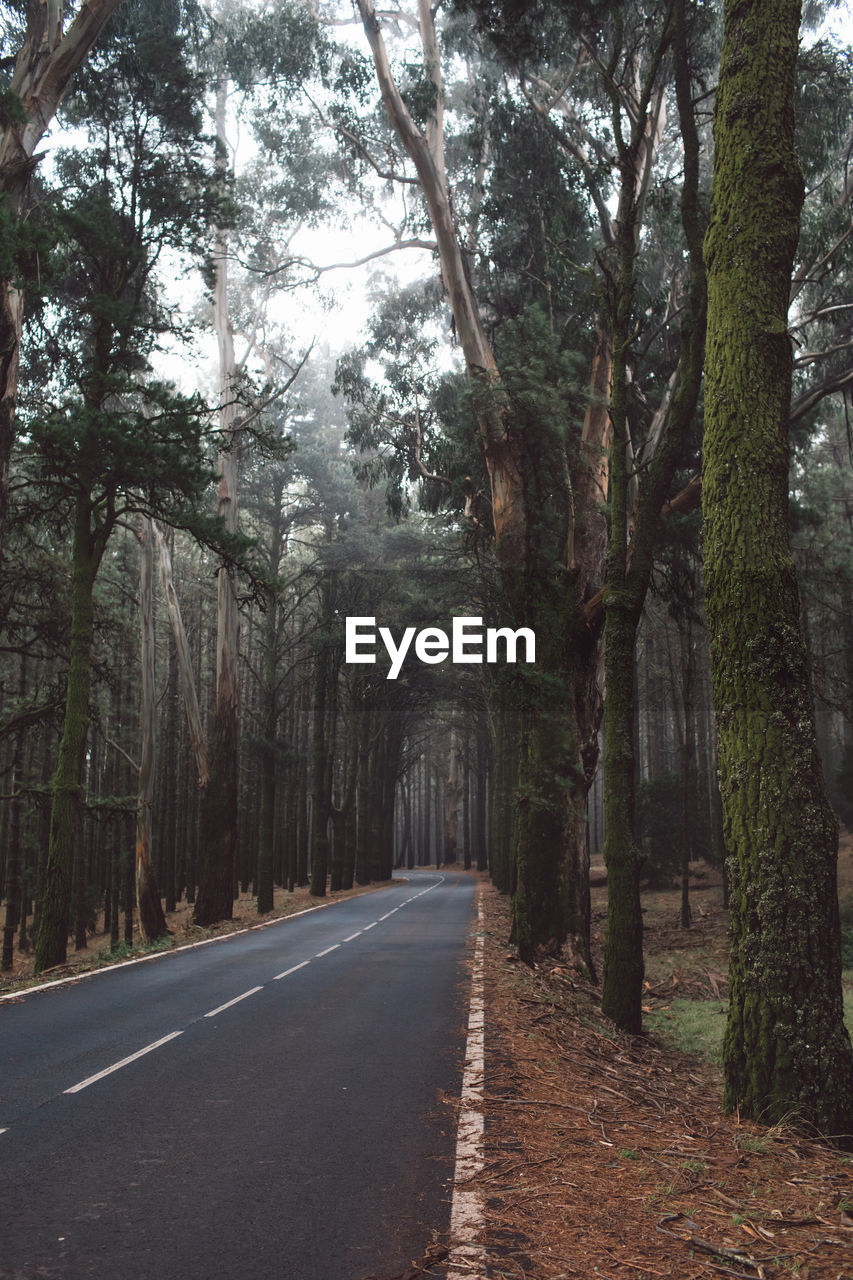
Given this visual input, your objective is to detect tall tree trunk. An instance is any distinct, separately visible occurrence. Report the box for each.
[194,77,240,928]
[256,478,285,913]
[462,732,471,870]
[443,728,462,863]
[152,521,208,786]
[356,700,374,885]
[600,0,706,1031]
[703,0,853,1139]
[309,601,332,897]
[136,517,168,942]
[357,0,605,960]
[34,493,103,973]
[1,656,26,971]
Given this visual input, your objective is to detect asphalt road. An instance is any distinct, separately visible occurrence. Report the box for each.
[0,870,476,1280]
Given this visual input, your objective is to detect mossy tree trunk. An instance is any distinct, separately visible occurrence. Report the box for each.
[34,492,105,973]
[703,0,853,1139]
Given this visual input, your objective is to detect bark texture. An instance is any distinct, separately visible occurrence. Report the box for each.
[703,0,853,1139]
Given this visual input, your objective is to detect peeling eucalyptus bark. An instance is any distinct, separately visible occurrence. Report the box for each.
[703,0,853,1139]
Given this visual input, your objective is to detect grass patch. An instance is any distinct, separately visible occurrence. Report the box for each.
[645,998,727,1065]
[647,991,853,1068]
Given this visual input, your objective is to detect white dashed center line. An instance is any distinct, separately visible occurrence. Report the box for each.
[204,986,264,1019]
[273,960,310,980]
[15,879,444,1117]
[64,1030,185,1094]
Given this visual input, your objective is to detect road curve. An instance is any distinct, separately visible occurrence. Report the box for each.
[0,870,476,1280]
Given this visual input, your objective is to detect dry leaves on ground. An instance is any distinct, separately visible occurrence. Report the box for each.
[471,881,852,1280]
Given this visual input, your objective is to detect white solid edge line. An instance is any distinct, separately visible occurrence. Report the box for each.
[64,1030,184,1094]
[273,960,310,980]
[0,879,426,1004]
[203,985,264,1019]
[315,944,340,957]
[446,893,487,1278]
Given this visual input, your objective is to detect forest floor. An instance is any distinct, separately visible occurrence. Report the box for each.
[455,839,853,1280]
[0,879,394,993]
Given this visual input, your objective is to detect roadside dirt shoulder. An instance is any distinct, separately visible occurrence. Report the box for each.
[476,883,852,1280]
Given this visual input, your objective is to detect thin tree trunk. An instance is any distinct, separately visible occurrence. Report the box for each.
[601,0,706,1031]
[136,517,168,942]
[194,77,240,928]
[34,494,103,973]
[1,656,26,970]
[443,728,462,863]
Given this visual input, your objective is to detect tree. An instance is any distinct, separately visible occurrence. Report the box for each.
[30,6,224,972]
[0,0,124,565]
[703,0,853,1139]
[354,0,606,963]
[599,0,708,1032]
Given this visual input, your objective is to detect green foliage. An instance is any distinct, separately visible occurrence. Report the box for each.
[0,84,25,128]
[477,95,595,325]
[335,280,483,522]
[451,0,607,65]
[220,0,324,93]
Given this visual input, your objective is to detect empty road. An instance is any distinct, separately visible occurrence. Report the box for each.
[0,871,476,1280]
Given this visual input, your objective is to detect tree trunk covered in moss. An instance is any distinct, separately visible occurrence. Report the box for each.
[34,494,103,973]
[703,0,853,1140]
